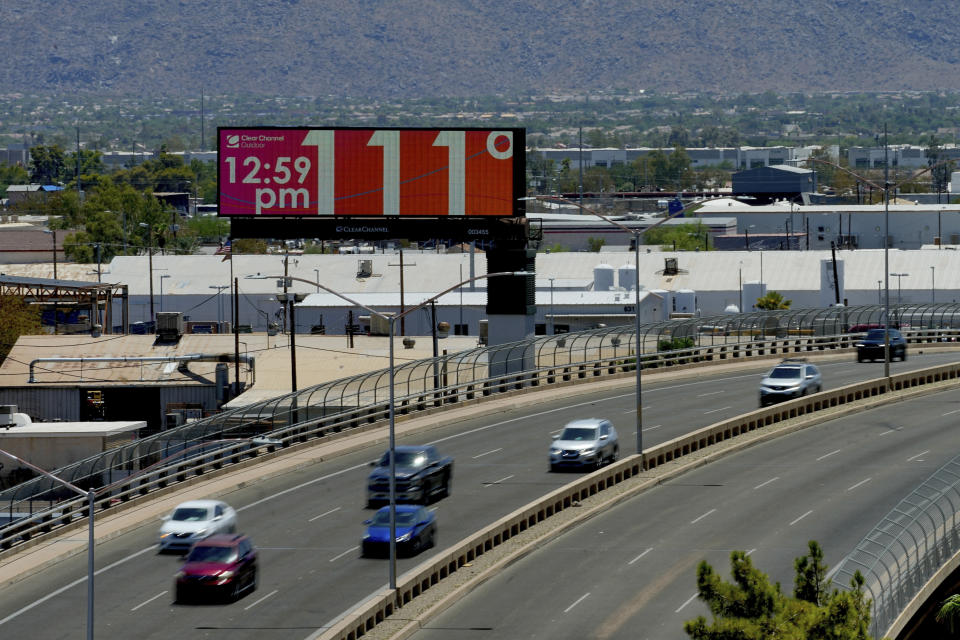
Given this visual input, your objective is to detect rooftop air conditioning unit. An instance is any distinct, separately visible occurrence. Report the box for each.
[357,259,373,278]
[0,405,16,426]
[664,257,679,275]
[156,312,184,340]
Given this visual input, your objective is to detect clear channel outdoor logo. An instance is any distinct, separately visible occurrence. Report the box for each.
[225,134,240,148]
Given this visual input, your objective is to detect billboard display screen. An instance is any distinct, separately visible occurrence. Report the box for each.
[218,127,524,217]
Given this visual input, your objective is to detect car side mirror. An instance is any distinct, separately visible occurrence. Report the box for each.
[213,514,222,521]
[599,434,608,440]
[552,434,559,440]
[363,519,373,525]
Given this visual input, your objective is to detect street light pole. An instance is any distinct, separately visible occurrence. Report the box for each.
[0,449,95,640]
[521,195,691,462]
[548,277,555,335]
[264,270,528,590]
[931,266,935,304]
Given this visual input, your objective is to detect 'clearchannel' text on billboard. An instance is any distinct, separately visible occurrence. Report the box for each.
[217,127,523,217]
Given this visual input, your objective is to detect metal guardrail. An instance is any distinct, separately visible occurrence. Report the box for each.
[833,455,960,639]
[315,360,960,640]
[2,303,960,555]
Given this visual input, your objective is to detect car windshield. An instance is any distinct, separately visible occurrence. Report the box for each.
[865,329,890,340]
[379,451,427,467]
[372,510,419,526]
[559,427,598,441]
[171,507,210,522]
[186,545,237,563]
[769,367,802,379]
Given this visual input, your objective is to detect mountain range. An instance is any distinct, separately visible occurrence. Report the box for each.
[3,1,960,97]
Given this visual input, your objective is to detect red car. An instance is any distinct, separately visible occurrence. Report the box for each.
[174,534,258,603]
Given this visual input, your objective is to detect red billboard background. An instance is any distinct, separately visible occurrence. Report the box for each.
[218,127,523,217]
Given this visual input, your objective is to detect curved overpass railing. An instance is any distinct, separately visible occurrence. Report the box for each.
[2,303,960,555]
[833,455,960,639]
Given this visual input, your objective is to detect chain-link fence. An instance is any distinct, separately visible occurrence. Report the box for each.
[3,303,960,552]
[834,455,960,638]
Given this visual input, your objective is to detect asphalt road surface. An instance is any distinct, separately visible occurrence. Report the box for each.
[0,351,954,640]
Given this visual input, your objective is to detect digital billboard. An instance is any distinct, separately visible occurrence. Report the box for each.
[218,127,524,217]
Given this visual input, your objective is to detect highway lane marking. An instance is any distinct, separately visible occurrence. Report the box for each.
[564,593,590,613]
[816,449,841,461]
[0,545,156,627]
[485,475,514,487]
[627,548,653,565]
[746,549,756,556]
[754,477,779,489]
[131,591,167,612]
[907,450,930,462]
[879,429,897,436]
[846,478,871,491]
[703,406,732,415]
[330,546,359,562]
[675,592,699,613]
[942,409,960,417]
[644,424,662,431]
[428,370,774,448]
[244,589,278,611]
[472,448,503,459]
[790,510,813,526]
[690,509,716,524]
[308,506,341,522]
[697,391,725,397]
[239,462,372,513]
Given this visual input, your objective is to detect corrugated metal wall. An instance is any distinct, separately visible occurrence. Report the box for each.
[0,388,81,421]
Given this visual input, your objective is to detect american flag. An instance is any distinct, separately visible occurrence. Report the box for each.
[215,239,231,260]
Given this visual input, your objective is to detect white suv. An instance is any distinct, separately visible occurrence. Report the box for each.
[549,418,619,472]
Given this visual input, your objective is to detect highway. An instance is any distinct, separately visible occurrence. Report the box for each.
[407,380,960,640]
[0,352,955,640]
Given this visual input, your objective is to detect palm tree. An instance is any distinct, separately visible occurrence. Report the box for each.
[755,291,791,310]
[937,594,960,635]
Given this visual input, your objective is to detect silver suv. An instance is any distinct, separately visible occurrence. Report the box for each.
[549,418,619,472]
[759,358,822,407]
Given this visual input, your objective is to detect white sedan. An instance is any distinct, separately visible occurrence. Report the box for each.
[158,499,237,552]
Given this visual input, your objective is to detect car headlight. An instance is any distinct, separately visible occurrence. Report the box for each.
[581,448,596,456]
[218,570,235,579]
[362,533,371,540]
[160,532,171,539]
[397,532,412,542]
[549,447,561,455]
[193,529,207,538]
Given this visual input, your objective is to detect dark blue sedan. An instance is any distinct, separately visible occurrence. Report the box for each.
[361,505,436,557]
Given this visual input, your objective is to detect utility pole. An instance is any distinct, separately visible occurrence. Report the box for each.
[388,248,416,336]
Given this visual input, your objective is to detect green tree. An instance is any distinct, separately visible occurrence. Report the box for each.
[586,236,605,252]
[685,545,873,640]
[0,296,41,364]
[643,222,711,251]
[0,164,29,197]
[232,238,268,254]
[756,291,791,310]
[28,145,67,184]
[937,594,960,635]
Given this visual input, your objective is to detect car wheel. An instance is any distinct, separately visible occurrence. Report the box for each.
[611,446,619,462]
[252,567,258,592]
[174,586,186,605]
[231,579,242,602]
[440,473,451,499]
[900,349,907,361]
[428,527,436,549]
[549,463,557,473]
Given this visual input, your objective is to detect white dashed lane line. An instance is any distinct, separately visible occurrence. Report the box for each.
[628,548,653,565]
[816,449,841,461]
[675,592,699,613]
[244,589,278,611]
[472,448,503,459]
[907,450,929,462]
[308,507,341,522]
[564,593,590,613]
[790,510,813,526]
[690,509,716,524]
[131,591,167,612]
[330,546,359,563]
[754,477,779,490]
[846,478,871,492]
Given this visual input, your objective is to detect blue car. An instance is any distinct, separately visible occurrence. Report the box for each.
[361,505,436,557]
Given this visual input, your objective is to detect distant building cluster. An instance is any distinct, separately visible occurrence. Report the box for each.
[531,145,839,170]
